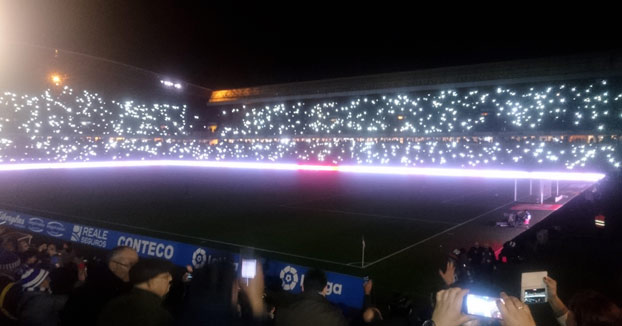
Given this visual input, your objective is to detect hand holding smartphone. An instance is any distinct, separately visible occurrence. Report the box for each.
[521,271,548,304]
[463,294,503,319]
[241,259,257,279]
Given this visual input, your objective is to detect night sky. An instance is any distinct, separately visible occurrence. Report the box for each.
[3,1,621,90]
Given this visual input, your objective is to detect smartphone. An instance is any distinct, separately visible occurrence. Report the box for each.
[521,271,547,303]
[241,259,257,279]
[523,288,547,304]
[463,294,503,319]
[186,273,193,280]
[51,255,61,267]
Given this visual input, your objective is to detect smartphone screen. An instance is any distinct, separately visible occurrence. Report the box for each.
[523,288,547,304]
[521,271,547,303]
[464,294,502,319]
[241,259,256,279]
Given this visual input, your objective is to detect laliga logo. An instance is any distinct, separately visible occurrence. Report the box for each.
[192,248,207,268]
[279,265,298,291]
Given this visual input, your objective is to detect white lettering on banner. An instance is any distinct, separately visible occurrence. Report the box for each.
[117,236,174,259]
[84,227,108,239]
[71,225,109,248]
[158,244,166,257]
[300,274,343,296]
[326,282,343,296]
[0,212,26,228]
[147,242,156,256]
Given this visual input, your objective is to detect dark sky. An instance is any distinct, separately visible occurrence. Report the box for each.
[3,1,621,90]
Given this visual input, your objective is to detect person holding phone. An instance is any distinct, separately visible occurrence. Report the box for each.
[274,268,347,326]
[422,288,536,326]
[543,276,570,325]
[177,259,266,324]
[497,292,537,326]
[423,288,474,326]
[544,277,621,326]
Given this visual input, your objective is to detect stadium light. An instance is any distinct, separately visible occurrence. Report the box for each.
[50,74,62,86]
[161,80,182,90]
[0,161,605,182]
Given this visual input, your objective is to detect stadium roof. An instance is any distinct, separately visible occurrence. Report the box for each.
[207,51,622,106]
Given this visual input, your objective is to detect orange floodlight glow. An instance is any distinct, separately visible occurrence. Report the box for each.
[50,74,62,86]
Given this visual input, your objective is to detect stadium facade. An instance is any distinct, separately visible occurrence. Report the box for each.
[206,51,622,105]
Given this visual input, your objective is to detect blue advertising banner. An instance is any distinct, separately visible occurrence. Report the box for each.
[0,209,364,309]
[0,210,71,240]
[263,260,363,309]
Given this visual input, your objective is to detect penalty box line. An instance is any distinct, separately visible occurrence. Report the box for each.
[0,202,364,269]
[362,200,516,269]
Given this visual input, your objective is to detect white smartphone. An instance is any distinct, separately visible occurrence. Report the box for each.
[241,259,257,279]
[521,271,548,303]
[463,294,503,319]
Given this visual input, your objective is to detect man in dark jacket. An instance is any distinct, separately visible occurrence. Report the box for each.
[60,246,138,326]
[275,268,347,326]
[97,258,174,326]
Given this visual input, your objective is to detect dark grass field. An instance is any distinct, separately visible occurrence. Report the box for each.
[0,166,593,295]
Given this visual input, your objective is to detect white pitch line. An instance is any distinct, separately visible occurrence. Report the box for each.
[362,200,516,268]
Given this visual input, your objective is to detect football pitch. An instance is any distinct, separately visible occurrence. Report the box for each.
[0,167,592,294]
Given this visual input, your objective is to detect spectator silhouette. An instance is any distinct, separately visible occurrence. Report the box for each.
[567,290,621,326]
[275,268,347,326]
[17,268,68,326]
[177,259,267,326]
[15,249,40,277]
[176,260,239,325]
[60,246,138,326]
[97,258,174,326]
[0,248,22,325]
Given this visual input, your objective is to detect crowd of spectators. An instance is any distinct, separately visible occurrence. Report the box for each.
[0,78,621,325]
[1,205,620,326]
[1,78,621,170]
[0,87,188,162]
[1,135,618,170]
[218,80,621,137]
[177,137,620,170]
